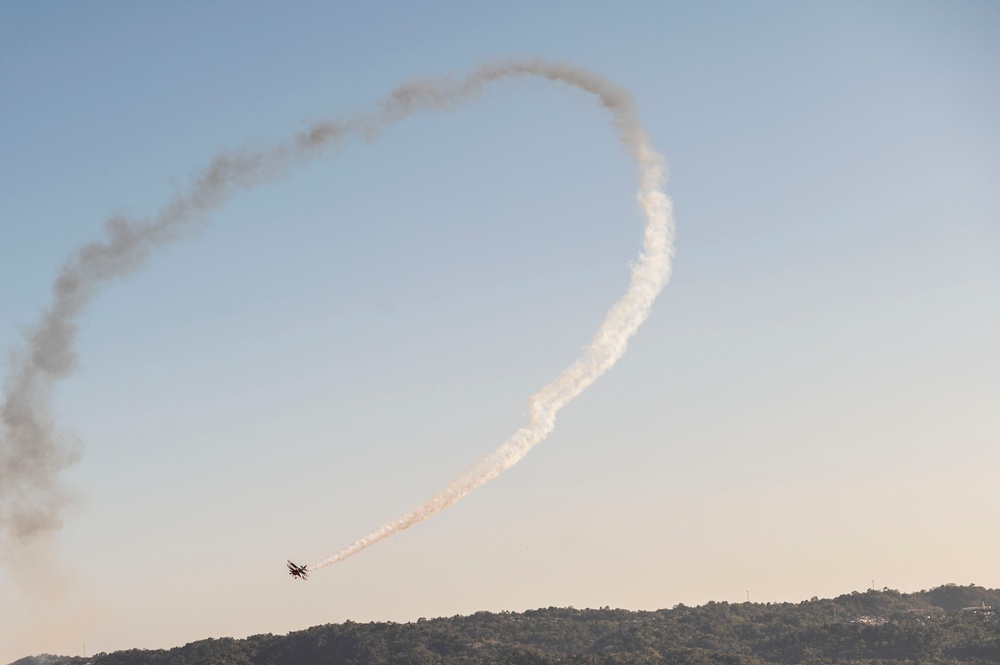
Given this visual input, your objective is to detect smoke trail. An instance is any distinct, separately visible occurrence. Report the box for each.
[0,58,674,565]
[0,109,365,547]
[308,60,674,570]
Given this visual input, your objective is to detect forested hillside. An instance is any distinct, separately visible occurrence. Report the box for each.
[14,584,1000,665]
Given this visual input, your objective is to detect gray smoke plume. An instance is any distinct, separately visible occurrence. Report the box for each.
[0,58,674,565]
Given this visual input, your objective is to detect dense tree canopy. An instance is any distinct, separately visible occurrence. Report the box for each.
[13,584,1000,665]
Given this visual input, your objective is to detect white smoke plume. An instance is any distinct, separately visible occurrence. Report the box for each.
[308,60,674,571]
[0,58,674,568]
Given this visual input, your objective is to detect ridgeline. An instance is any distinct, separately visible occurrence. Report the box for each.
[14,584,1000,665]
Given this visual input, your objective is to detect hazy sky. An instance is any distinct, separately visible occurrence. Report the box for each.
[1,1,998,661]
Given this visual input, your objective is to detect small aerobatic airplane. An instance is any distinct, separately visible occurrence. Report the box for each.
[287,560,309,580]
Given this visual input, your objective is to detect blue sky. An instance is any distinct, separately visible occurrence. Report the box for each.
[1,1,998,661]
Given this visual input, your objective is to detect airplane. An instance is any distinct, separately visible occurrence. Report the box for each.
[287,560,309,580]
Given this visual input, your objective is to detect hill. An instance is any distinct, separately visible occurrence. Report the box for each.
[12,584,1000,665]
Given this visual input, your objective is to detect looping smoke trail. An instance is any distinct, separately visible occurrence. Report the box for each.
[308,60,675,571]
[0,58,674,567]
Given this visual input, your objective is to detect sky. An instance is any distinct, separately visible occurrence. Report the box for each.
[1,0,998,661]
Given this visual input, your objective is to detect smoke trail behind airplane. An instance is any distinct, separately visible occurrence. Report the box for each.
[0,59,674,568]
[308,60,674,571]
